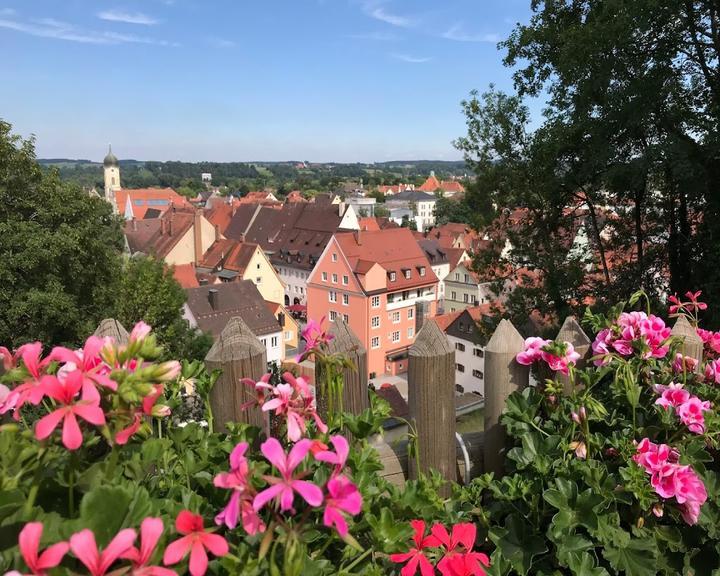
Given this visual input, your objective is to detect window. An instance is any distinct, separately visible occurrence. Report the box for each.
[392,311,401,323]
[371,316,380,328]
[332,253,338,262]
[392,331,400,343]
[342,293,349,306]
[329,311,337,321]
[285,331,292,340]
[257,263,261,270]
[329,291,337,303]
[342,275,349,285]
[256,277,262,284]
[260,338,267,347]
[473,370,483,379]
[474,348,484,358]
[404,270,411,279]
[389,272,396,282]
[463,294,469,303]
[451,291,457,300]
[322,272,328,282]
[454,273,460,281]
[371,296,380,308]
[456,363,465,373]
[343,314,349,323]
[407,308,414,320]
[455,342,466,352]
[407,327,414,338]
[371,336,380,349]
[332,273,338,284]
[464,274,469,283]
[419,267,426,277]
[271,336,278,347]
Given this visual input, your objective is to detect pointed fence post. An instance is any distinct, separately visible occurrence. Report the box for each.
[324,319,369,416]
[204,317,267,433]
[671,315,703,372]
[556,316,592,395]
[94,319,130,345]
[484,319,529,477]
[408,321,456,494]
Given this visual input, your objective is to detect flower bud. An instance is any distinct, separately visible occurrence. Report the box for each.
[151,404,171,418]
[652,503,664,518]
[154,361,181,382]
[636,516,645,529]
[129,321,152,342]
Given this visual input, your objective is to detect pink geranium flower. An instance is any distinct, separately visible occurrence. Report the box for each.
[438,553,489,576]
[515,337,550,366]
[129,321,152,343]
[390,519,441,576]
[13,522,69,576]
[540,343,581,376]
[261,374,327,442]
[35,371,106,450]
[295,317,334,362]
[323,475,362,536]
[672,353,698,375]
[121,518,177,576]
[115,385,170,445]
[654,383,690,409]
[49,336,117,403]
[1,343,51,418]
[253,438,323,513]
[314,434,350,474]
[677,397,711,434]
[0,345,15,371]
[70,528,136,576]
[240,373,273,409]
[214,443,265,535]
[162,511,228,576]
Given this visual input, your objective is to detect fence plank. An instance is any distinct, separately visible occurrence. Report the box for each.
[556,316,592,394]
[671,315,703,372]
[205,317,267,432]
[484,319,529,477]
[324,319,370,416]
[408,320,456,494]
[94,318,130,345]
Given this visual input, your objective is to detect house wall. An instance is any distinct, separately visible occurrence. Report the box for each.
[444,265,479,313]
[258,330,283,365]
[448,334,485,396]
[276,264,311,306]
[431,262,450,310]
[164,216,217,267]
[244,248,285,305]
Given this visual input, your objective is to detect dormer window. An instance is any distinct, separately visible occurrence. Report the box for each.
[389,272,396,282]
[404,270,411,279]
[419,266,426,277]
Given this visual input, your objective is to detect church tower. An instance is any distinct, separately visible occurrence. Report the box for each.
[103,145,121,212]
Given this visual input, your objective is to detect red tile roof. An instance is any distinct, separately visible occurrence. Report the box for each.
[116,188,189,220]
[172,263,199,288]
[358,217,380,231]
[286,190,307,203]
[418,175,441,192]
[335,228,439,291]
[124,207,197,259]
[199,239,258,275]
[205,203,233,235]
[417,176,465,194]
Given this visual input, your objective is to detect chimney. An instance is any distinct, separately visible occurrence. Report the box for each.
[238,232,245,243]
[194,210,203,264]
[277,312,285,328]
[160,218,167,235]
[214,224,220,242]
[339,201,346,217]
[232,204,237,217]
[355,228,362,245]
[208,288,220,311]
[131,217,137,232]
[168,215,174,236]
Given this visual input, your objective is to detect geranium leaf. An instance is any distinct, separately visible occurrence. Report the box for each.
[603,537,658,576]
[489,514,547,574]
[77,484,152,547]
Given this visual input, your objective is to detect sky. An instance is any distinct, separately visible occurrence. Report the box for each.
[0,0,535,163]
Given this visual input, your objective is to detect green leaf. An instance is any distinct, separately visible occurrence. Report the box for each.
[570,552,610,576]
[76,484,152,546]
[603,536,658,576]
[489,514,547,575]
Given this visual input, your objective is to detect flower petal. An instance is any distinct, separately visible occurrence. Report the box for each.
[18,522,42,570]
[188,540,208,576]
[70,529,100,575]
[163,535,192,566]
[61,410,83,450]
[35,409,66,441]
[98,528,136,575]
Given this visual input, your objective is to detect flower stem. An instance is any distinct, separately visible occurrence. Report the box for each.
[341,548,372,573]
[23,450,46,517]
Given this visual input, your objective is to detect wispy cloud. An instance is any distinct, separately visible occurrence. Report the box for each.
[361,1,415,28]
[0,15,177,45]
[208,37,236,48]
[441,24,500,43]
[391,53,430,63]
[97,10,158,26]
[0,7,15,16]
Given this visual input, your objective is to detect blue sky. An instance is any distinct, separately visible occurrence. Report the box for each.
[1,1,534,162]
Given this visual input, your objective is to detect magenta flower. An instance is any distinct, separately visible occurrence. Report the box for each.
[323,475,362,536]
[314,434,350,474]
[540,342,581,376]
[654,383,690,410]
[214,443,265,534]
[34,371,106,450]
[438,552,489,576]
[239,373,273,409]
[389,519,441,576]
[129,321,152,343]
[1,343,51,418]
[13,522,69,576]
[115,385,170,445]
[162,511,228,576]
[261,374,327,442]
[70,528,137,576]
[253,438,323,513]
[49,336,117,403]
[672,353,698,375]
[704,358,720,384]
[0,345,15,371]
[121,518,177,576]
[295,317,334,362]
[515,337,550,366]
[677,397,711,434]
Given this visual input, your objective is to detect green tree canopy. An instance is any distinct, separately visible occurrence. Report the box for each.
[0,121,124,348]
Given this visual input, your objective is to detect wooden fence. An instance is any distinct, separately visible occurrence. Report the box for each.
[183,312,703,488]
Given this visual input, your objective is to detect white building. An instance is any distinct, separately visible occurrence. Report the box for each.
[385,190,438,232]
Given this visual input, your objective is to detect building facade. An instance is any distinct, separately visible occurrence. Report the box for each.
[306,228,439,379]
[385,190,438,232]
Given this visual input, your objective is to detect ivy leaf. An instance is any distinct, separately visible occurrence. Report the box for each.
[544,478,604,532]
[570,552,610,576]
[603,536,658,576]
[489,514,547,575]
[75,485,152,546]
[366,509,412,553]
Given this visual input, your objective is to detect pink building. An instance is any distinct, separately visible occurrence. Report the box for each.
[307,228,439,379]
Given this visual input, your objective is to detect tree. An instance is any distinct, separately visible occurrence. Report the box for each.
[115,255,212,360]
[456,1,720,326]
[0,120,124,348]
